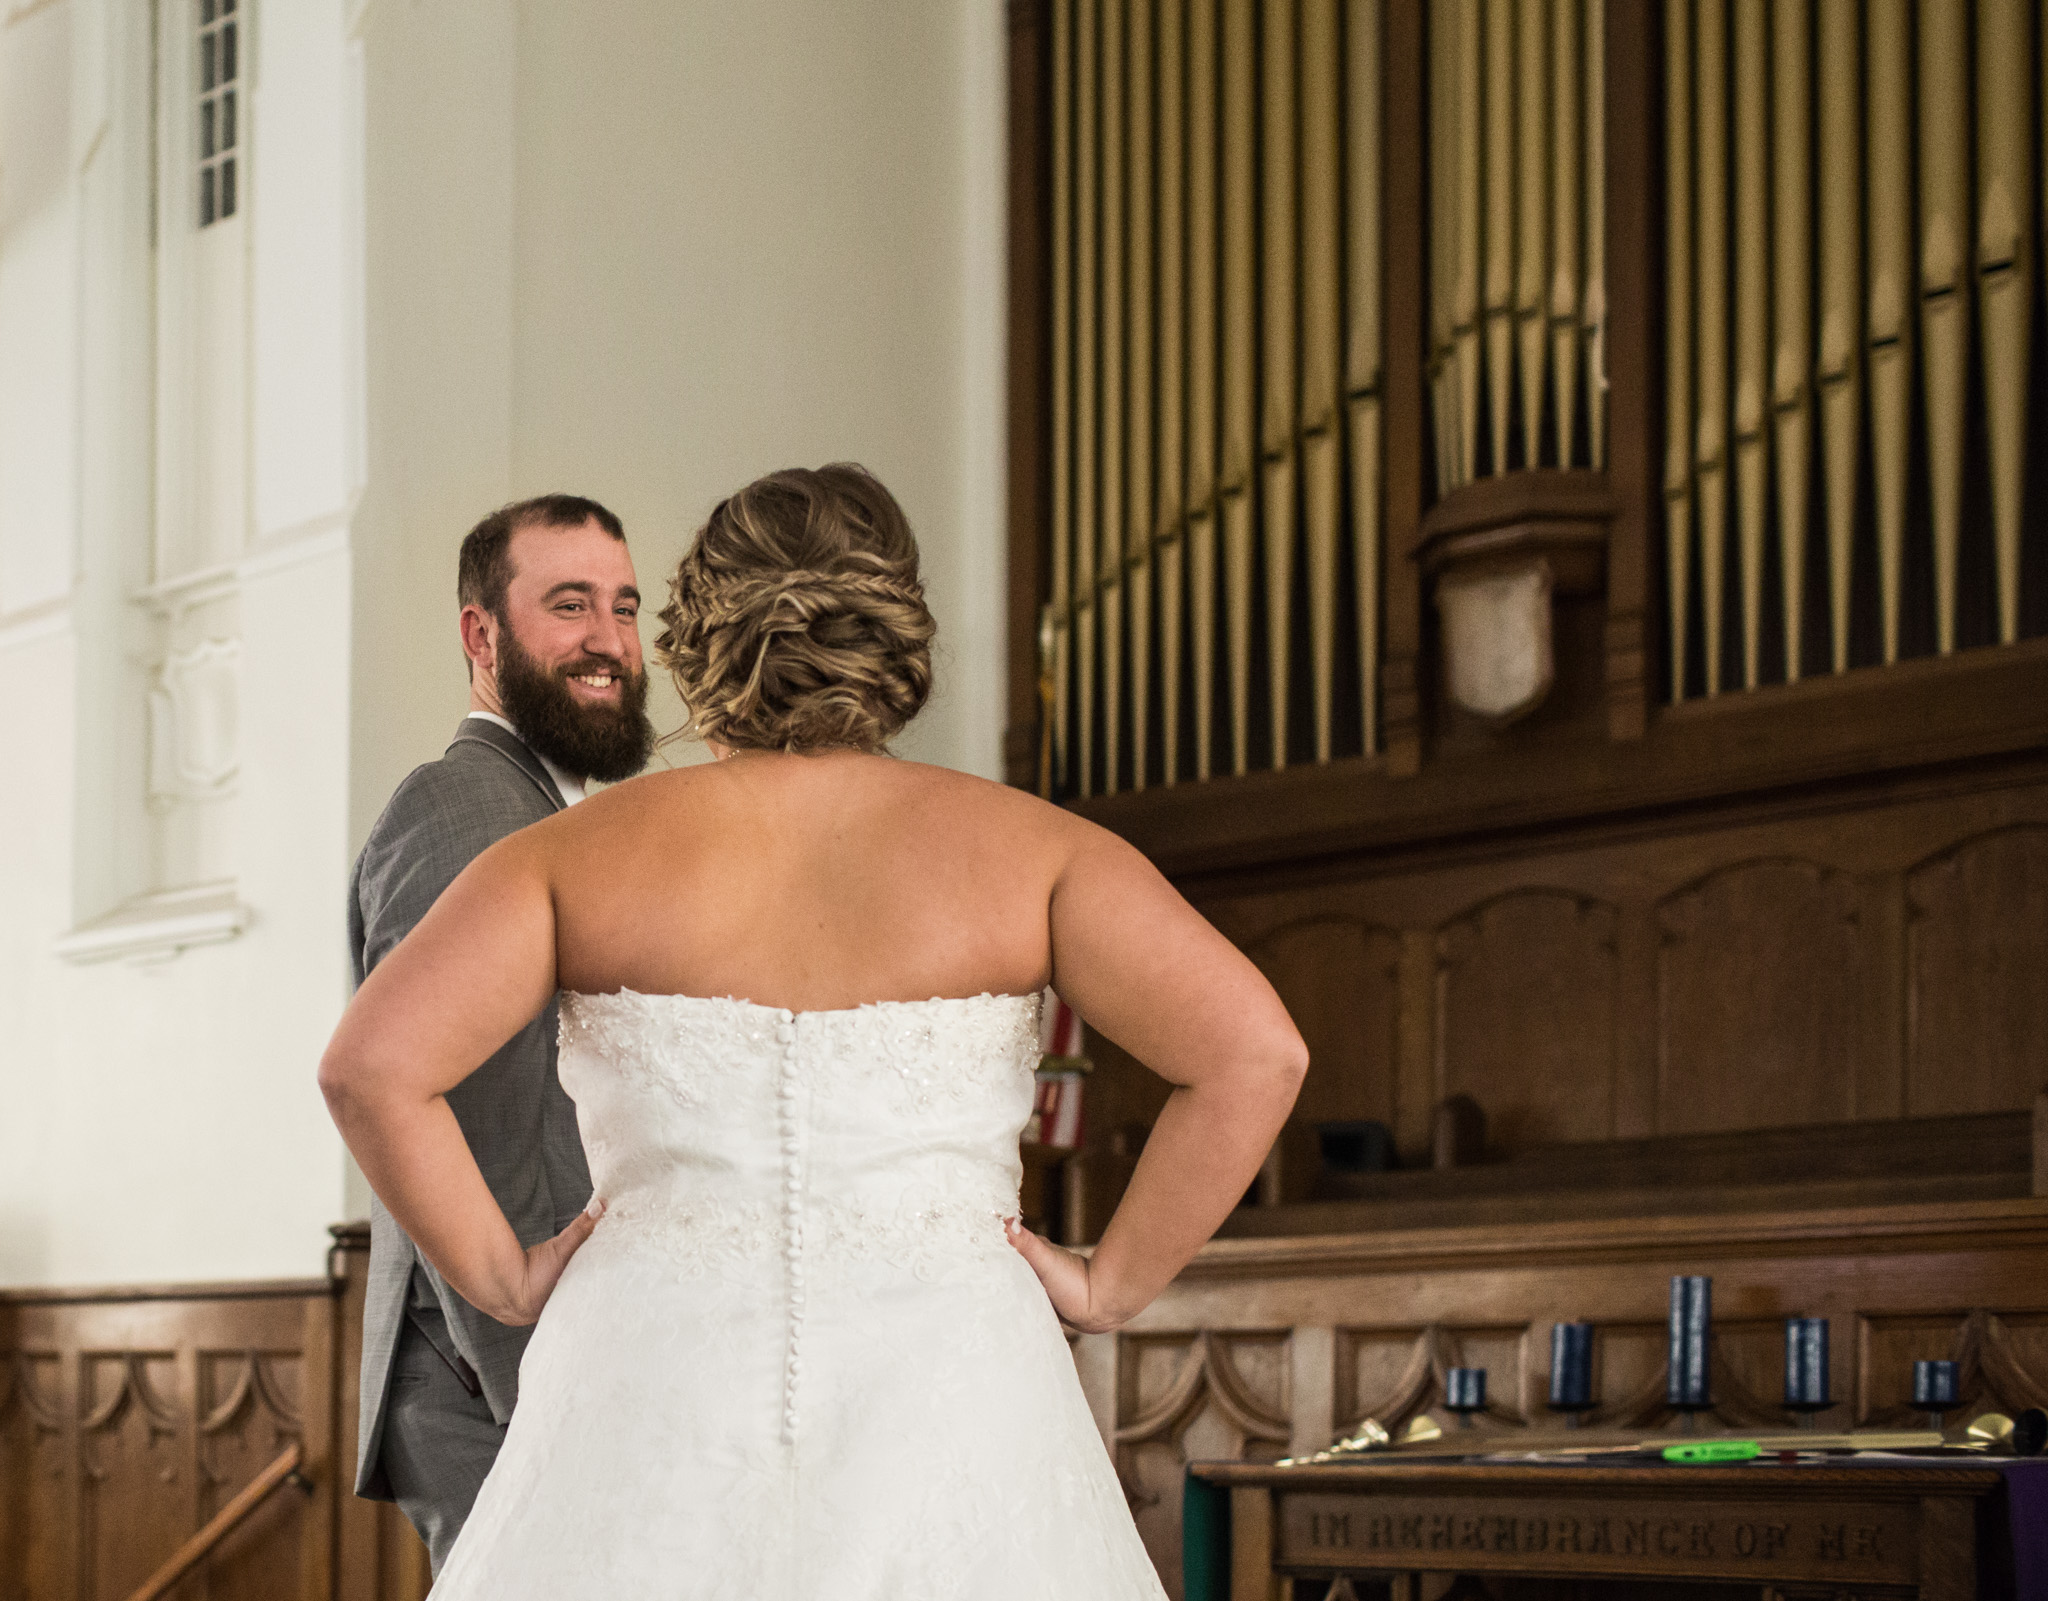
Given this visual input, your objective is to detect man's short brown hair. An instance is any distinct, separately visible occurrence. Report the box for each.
[458,494,627,620]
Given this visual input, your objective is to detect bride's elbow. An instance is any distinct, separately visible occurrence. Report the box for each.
[316,1045,366,1124]
[1271,1032,1311,1098]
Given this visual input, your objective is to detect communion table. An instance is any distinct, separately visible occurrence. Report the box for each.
[1185,1454,2025,1600]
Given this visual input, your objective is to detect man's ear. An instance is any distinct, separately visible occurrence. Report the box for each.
[460,603,499,681]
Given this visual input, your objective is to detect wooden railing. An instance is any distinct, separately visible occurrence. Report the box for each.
[125,1442,311,1601]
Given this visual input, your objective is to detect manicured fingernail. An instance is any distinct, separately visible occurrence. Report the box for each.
[1004,1216,1021,1236]
[585,1195,607,1220]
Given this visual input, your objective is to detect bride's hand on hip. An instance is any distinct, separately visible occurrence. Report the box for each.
[499,1198,606,1326]
[1005,1217,1129,1334]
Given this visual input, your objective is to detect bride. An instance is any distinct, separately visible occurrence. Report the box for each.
[319,463,1307,1597]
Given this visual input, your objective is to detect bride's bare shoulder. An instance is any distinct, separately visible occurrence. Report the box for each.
[879,757,1099,839]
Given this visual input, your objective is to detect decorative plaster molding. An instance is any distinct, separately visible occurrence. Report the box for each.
[132,513,351,616]
[0,595,72,653]
[148,637,241,804]
[55,879,251,966]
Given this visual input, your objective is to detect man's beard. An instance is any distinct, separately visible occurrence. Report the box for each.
[495,623,654,784]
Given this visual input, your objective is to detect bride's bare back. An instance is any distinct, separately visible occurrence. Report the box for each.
[545,750,1069,1010]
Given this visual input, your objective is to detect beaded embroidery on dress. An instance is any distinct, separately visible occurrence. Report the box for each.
[428,991,1168,1600]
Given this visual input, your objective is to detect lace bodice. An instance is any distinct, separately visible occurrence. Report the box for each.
[557,991,1042,1439]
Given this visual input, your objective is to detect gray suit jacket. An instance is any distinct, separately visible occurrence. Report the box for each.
[348,717,593,1499]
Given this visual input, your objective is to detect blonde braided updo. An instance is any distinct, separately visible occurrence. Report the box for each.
[655,464,936,753]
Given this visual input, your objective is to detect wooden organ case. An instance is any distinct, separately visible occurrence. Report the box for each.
[1004,1,2048,1593]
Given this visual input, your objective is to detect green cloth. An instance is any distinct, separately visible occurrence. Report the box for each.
[1182,1471,1231,1601]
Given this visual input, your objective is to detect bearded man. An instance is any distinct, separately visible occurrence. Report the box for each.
[346,494,654,1570]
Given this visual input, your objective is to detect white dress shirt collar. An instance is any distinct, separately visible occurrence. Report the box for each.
[464,711,586,805]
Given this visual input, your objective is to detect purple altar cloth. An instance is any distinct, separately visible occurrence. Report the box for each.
[2000,1459,2048,1599]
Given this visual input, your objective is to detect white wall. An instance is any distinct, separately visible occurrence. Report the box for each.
[0,0,364,1286]
[0,0,1007,1288]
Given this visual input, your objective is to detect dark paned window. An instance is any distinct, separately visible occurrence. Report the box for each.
[197,1,240,227]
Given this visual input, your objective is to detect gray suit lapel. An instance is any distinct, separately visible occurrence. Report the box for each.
[450,716,567,811]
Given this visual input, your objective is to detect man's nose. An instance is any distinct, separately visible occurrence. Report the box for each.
[581,606,637,661]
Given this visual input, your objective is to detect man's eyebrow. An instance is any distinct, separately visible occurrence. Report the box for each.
[540,580,640,605]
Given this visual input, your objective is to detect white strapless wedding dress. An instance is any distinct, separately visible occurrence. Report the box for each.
[429,990,1167,1599]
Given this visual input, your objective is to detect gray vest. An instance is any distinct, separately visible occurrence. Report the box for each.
[347,717,594,1499]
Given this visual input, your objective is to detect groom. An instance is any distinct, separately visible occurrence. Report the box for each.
[348,494,654,1570]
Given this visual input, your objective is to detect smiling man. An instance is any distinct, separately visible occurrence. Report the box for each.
[345,494,653,1570]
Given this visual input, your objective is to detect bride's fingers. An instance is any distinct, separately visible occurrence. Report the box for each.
[1004,1217,1091,1318]
[524,1199,606,1303]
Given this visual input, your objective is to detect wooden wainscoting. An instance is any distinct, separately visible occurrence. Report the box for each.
[1079,1196,2048,1600]
[1074,757,2048,1212]
[0,1225,427,1601]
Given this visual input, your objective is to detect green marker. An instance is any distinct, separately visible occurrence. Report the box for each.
[1663,1440,1762,1463]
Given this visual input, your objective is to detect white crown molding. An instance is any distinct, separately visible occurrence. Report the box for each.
[0,595,72,653]
[132,509,354,614]
[55,879,251,966]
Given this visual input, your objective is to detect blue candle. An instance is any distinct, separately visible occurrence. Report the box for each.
[1666,1276,1712,1409]
[1783,1316,1830,1408]
[1912,1359,1959,1410]
[1549,1322,1594,1411]
[1444,1367,1487,1412]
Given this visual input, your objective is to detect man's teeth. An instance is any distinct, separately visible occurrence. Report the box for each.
[572,674,615,687]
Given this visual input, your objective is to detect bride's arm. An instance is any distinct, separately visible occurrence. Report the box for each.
[1008,823,1308,1332]
[319,828,598,1326]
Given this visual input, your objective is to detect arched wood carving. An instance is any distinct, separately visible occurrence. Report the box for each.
[1112,1331,1290,1596]
[1114,1331,1293,1449]
[1905,824,2048,1116]
[1655,858,1861,1133]
[1435,890,1620,1149]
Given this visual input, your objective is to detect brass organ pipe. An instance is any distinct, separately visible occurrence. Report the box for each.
[1188,0,1219,781]
[1918,0,1968,657]
[1769,0,1810,682]
[1693,0,1728,695]
[1865,0,1911,667]
[1076,0,1100,794]
[1051,0,1076,783]
[1349,0,1384,755]
[1732,0,1769,690]
[1664,0,1693,702]
[1100,0,1126,792]
[1127,0,1155,789]
[1222,0,1257,776]
[1430,0,1460,492]
[1815,0,1860,675]
[1978,0,2033,648]
[1158,0,1187,786]
[1516,0,1551,468]
[1302,0,1344,764]
[1483,0,1516,473]
[1455,0,1483,485]
[1262,0,1300,772]
[1583,0,1605,469]
[1550,0,1582,469]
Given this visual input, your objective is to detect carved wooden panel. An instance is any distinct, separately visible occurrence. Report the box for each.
[1,1236,429,1601]
[1113,1331,1290,1595]
[1655,860,1862,1134]
[1906,824,2048,1116]
[1245,916,1402,1136]
[1435,890,1620,1149]
[0,1352,66,1600]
